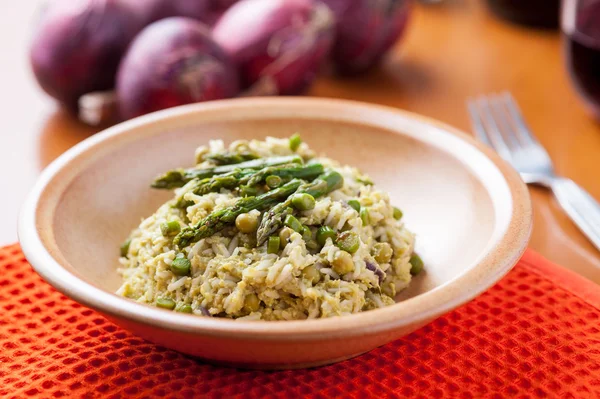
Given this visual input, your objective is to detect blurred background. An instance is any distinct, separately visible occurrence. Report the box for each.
[1,0,599,280]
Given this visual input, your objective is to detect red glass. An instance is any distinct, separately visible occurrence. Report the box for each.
[486,0,560,29]
[563,0,600,116]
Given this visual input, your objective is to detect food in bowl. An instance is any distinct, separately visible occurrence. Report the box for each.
[117,135,423,320]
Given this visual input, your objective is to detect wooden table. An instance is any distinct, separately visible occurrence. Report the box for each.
[2,1,599,281]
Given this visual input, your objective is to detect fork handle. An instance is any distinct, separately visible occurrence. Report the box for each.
[551,178,600,252]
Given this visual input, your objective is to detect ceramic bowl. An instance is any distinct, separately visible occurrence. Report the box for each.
[19,98,531,369]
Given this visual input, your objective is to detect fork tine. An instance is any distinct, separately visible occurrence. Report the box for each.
[474,97,513,161]
[467,99,493,147]
[501,92,539,146]
[490,95,521,150]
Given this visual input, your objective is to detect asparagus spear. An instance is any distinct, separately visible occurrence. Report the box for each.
[241,163,324,187]
[173,169,253,208]
[203,151,259,165]
[152,155,303,189]
[256,171,344,244]
[174,179,304,248]
[174,163,325,208]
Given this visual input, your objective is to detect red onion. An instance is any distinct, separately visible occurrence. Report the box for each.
[212,0,335,95]
[209,0,239,9]
[321,0,412,74]
[116,17,239,119]
[30,0,143,109]
[123,0,211,25]
[203,0,240,26]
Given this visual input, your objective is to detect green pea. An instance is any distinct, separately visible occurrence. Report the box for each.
[171,253,191,276]
[267,236,281,254]
[235,212,259,233]
[120,238,131,257]
[302,265,321,284]
[279,227,292,248]
[332,251,354,275]
[289,133,302,151]
[156,297,176,310]
[347,200,361,213]
[245,294,261,312]
[409,254,424,275]
[284,214,303,232]
[291,193,316,211]
[336,231,359,254]
[316,226,336,246]
[393,207,403,220]
[160,220,181,237]
[360,207,370,226]
[266,175,282,188]
[176,304,193,313]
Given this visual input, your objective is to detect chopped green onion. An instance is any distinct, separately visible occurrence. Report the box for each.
[267,236,281,254]
[356,175,374,185]
[266,175,282,188]
[176,304,193,313]
[284,214,303,233]
[291,193,316,211]
[156,297,176,310]
[171,253,191,276]
[336,231,359,254]
[316,226,336,246]
[160,220,181,237]
[360,208,370,226]
[347,199,361,213]
[120,238,131,257]
[289,133,302,151]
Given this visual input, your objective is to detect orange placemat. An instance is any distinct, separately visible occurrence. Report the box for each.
[2,244,600,399]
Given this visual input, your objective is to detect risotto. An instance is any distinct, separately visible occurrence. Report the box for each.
[117,135,423,320]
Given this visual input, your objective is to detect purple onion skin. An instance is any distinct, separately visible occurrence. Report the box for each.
[212,0,335,95]
[203,0,240,26]
[321,0,413,75]
[209,0,239,9]
[123,0,236,27]
[366,261,385,284]
[123,0,211,25]
[30,0,143,109]
[116,17,239,120]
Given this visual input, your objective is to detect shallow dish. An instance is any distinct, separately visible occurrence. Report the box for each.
[18,98,531,369]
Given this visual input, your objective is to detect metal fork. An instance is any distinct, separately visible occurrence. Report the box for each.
[467,92,600,252]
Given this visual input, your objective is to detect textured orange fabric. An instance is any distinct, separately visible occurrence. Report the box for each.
[2,244,600,399]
